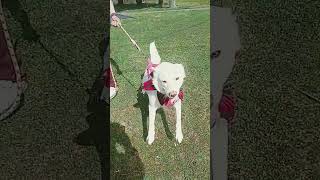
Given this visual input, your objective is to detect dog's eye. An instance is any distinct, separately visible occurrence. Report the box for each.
[176,77,179,80]
[211,50,221,59]
[162,80,167,83]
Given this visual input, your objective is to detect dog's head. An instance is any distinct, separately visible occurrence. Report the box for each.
[149,42,186,98]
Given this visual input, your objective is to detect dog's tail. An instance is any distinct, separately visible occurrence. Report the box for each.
[149,42,161,64]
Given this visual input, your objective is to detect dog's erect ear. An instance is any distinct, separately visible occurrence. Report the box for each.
[150,42,161,64]
[152,69,161,91]
[176,64,186,78]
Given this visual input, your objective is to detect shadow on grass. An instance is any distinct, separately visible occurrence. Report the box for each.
[115,3,161,12]
[159,108,174,140]
[73,68,109,179]
[110,57,137,88]
[111,122,145,179]
[74,78,144,179]
[110,58,122,75]
[74,36,144,179]
[133,85,148,140]
[3,0,88,88]
[3,0,40,43]
[133,74,173,141]
[73,36,109,180]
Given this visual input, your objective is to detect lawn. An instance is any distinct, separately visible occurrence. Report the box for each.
[177,0,209,7]
[110,7,210,178]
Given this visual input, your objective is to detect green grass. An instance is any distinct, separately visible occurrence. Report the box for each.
[176,0,209,7]
[110,8,210,178]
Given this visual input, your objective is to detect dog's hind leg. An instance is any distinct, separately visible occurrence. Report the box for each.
[146,91,160,145]
[174,99,183,143]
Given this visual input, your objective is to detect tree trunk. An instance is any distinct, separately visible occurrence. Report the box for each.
[159,0,163,6]
[118,0,124,5]
[136,0,143,5]
[169,0,176,8]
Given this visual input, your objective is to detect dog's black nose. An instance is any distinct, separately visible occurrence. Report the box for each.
[169,91,177,98]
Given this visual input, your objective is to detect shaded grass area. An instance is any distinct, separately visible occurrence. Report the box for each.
[0,0,108,178]
[110,8,210,178]
[225,1,320,179]
[114,0,209,12]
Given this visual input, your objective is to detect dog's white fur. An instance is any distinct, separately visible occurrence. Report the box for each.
[142,42,186,145]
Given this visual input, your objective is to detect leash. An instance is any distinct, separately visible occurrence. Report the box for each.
[118,24,148,58]
[0,0,25,121]
[119,24,141,52]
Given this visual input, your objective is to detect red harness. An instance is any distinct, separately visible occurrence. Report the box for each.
[218,89,236,125]
[103,67,116,88]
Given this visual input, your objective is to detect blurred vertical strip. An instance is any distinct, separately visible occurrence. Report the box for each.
[210,2,241,180]
[106,2,110,180]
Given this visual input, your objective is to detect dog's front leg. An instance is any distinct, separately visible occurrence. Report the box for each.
[147,105,157,145]
[146,91,159,145]
[174,99,183,143]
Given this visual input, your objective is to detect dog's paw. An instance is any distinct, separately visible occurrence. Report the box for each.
[175,133,183,144]
[146,134,155,145]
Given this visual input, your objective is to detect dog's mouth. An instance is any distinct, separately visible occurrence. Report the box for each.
[165,91,179,99]
[167,94,176,99]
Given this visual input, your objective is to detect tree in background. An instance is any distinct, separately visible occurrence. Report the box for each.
[159,0,163,6]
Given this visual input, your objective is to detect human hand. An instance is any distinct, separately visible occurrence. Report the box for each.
[111,14,121,27]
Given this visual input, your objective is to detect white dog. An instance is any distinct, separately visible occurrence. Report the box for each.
[142,42,186,145]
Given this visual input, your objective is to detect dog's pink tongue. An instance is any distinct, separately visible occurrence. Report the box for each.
[162,91,184,107]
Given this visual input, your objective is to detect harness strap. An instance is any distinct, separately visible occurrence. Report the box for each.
[219,90,236,126]
[0,1,25,121]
